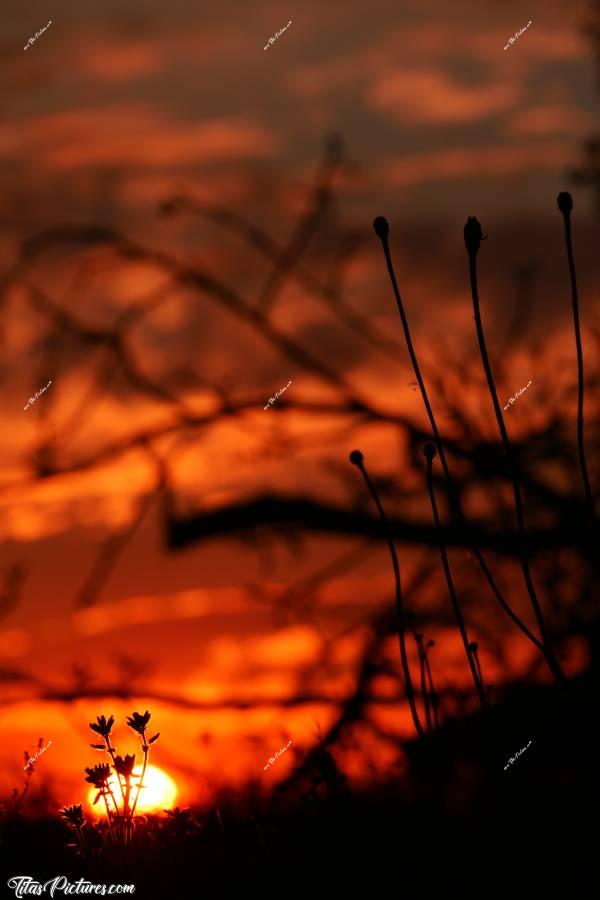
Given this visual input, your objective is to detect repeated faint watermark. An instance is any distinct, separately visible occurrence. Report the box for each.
[24,20,52,51]
[7,877,135,898]
[24,739,52,770]
[264,20,292,50]
[264,739,293,770]
[504,739,532,771]
[503,379,532,411]
[24,380,52,411]
[264,379,292,410]
[504,20,532,50]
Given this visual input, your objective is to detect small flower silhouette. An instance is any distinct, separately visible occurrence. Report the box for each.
[60,804,85,826]
[84,763,112,788]
[114,754,136,777]
[127,710,151,735]
[89,715,114,738]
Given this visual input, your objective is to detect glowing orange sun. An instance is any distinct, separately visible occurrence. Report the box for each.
[87,764,178,816]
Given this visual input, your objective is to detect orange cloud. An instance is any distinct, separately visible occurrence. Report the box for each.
[288,21,584,106]
[78,42,165,82]
[506,105,592,137]
[2,106,281,171]
[248,626,323,667]
[367,69,520,123]
[383,142,571,187]
[0,629,32,658]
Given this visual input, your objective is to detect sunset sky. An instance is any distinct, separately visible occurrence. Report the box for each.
[0,0,598,813]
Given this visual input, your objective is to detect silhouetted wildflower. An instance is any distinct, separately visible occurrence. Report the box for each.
[60,804,85,827]
[84,764,112,788]
[127,710,151,736]
[89,715,114,739]
[165,806,191,822]
[60,804,88,854]
[114,754,136,777]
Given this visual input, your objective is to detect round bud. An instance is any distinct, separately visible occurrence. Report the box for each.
[464,216,484,256]
[557,192,573,215]
[372,217,389,240]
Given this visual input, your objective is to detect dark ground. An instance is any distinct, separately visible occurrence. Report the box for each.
[2,664,598,899]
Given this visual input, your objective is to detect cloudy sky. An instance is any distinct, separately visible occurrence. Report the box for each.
[0,0,597,810]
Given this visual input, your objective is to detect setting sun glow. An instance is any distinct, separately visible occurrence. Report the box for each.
[87,764,178,816]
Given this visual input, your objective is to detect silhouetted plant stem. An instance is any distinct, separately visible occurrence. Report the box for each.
[424,645,440,731]
[464,216,566,687]
[130,744,148,819]
[103,734,126,806]
[349,449,425,738]
[106,783,119,818]
[124,774,132,819]
[13,781,30,816]
[372,216,544,655]
[251,815,266,849]
[101,790,116,841]
[418,638,433,732]
[75,823,87,854]
[424,444,486,708]
[469,642,485,699]
[557,192,597,525]
[408,617,433,732]
[216,807,226,838]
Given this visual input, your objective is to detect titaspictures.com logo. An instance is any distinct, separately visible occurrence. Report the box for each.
[7,876,135,897]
